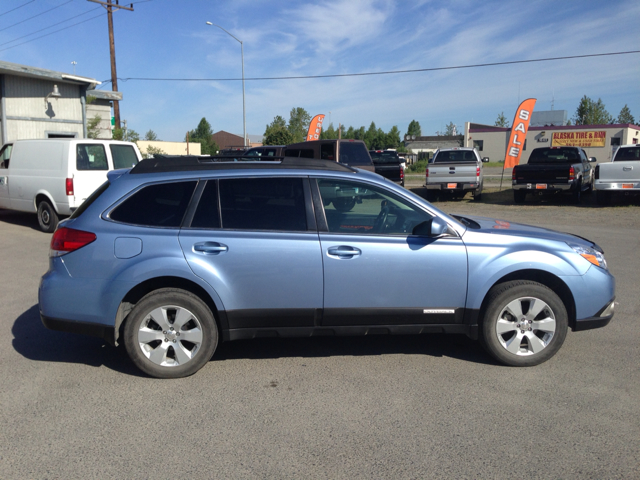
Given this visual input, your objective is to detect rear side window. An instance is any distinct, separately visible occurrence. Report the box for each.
[284,148,314,159]
[219,178,307,231]
[339,142,372,166]
[77,144,108,170]
[321,144,335,160]
[110,144,139,169]
[110,181,197,227]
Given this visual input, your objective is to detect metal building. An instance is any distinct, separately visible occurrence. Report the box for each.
[0,60,120,145]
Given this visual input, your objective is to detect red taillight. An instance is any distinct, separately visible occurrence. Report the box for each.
[50,227,96,256]
[66,178,74,196]
[512,169,516,181]
[400,168,404,180]
[569,166,576,181]
[425,167,429,178]
[476,166,480,177]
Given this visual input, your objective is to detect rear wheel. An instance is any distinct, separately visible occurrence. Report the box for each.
[480,281,568,366]
[123,288,218,378]
[37,200,58,233]
[513,190,526,204]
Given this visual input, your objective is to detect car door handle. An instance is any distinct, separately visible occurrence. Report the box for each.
[327,246,361,258]
[193,242,228,255]
[623,166,632,171]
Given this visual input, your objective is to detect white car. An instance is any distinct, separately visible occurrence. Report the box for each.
[0,139,141,231]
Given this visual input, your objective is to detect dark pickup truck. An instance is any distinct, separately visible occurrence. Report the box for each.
[369,150,404,186]
[512,146,596,203]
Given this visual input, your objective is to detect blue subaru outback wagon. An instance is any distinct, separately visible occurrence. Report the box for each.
[39,156,615,378]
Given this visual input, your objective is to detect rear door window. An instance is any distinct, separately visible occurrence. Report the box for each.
[77,144,108,170]
[109,181,197,227]
[0,144,12,169]
[219,177,308,231]
[110,144,139,169]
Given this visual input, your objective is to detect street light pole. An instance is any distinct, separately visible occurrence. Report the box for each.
[206,21,246,147]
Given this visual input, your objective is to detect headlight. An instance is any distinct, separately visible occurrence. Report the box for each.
[567,242,608,270]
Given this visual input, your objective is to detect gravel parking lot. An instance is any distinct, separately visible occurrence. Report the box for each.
[1,193,638,479]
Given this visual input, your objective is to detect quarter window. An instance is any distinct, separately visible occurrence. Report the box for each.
[77,144,108,170]
[110,181,197,227]
[317,179,432,235]
[219,178,307,231]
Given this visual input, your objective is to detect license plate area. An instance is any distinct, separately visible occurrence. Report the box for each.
[622,183,633,189]
[447,183,457,189]
[536,184,547,190]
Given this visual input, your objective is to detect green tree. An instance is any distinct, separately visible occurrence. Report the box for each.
[113,127,140,143]
[144,129,158,141]
[264,115,287,138]
[264,126,293,146]
[406,119,421,138]
[617,104,635,124]
[573,96,613,125]
[87,115,102,139]
[364,122,378,149]
[287,107,311,143]
[445,122,458,136]
[385,126,402,149]
[187,117,219,155]
[494,112,510,128]
[143,145,166,159]
[320,122,338,140]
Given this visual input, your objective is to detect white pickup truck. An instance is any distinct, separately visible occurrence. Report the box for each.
[595,144,640,205]
[424,147,487,201]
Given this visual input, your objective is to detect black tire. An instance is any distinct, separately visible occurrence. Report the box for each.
[596,190,612,206]
[425,190,438,202]
[333,196,356,212]
[513,190,526,204]
[479,280,568,367]
[585,176,594,194]
[123,288,218,378]
[474,184,483,202]
[37,200,59,233]
[571,181,582,204]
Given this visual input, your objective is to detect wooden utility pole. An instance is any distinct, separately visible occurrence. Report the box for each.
[87,0,134,130]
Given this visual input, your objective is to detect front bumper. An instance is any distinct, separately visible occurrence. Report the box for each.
[573,297,615,331]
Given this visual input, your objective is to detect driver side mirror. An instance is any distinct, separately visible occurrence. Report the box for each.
[589,157,597,163]
[412,217,449,237]
[482,157,490,163]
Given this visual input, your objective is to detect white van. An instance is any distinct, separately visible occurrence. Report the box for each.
[0,139,142,232]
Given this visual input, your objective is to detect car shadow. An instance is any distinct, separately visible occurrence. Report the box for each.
[12,305,145,377]
[212,332,496,366]
[0,209,44,231]
[13,305,497,375]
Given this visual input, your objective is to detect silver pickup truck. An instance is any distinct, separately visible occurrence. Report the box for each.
[595,144,640,205]
[424,147,487,201]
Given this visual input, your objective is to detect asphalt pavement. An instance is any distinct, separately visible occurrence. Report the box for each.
[1,200,638,479]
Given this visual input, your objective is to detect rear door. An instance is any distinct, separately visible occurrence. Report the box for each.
[315,177,468,326]
[179,176,324,330]
[73,143,111,207]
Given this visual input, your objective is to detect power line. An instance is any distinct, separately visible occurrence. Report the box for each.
[0,0,74,33]
[0,0,36,18]
[0,12,106,52]
[0,6,102,48]
[106,50,640,84]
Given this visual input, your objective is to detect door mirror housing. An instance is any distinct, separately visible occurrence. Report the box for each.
[482,157,490,163]
[412,217,449,237]
[589,157,597,163]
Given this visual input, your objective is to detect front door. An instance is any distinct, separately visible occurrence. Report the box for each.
[179,177,323,330]
[315,178,468,326]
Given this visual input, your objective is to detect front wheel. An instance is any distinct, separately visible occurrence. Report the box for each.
[123,288,218,378]
[480,281,568,367]
[37,200,58,233]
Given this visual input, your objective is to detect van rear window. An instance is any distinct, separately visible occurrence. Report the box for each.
[110,144,139,169]
[69,181,110,219]
[77,144,108,170]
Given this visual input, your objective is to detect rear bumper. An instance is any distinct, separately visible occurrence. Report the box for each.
[512,183,572,191]
[41,314,116,345]
[424,182,480,191]
[595,181,640,191]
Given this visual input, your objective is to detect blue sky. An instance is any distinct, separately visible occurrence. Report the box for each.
[1,0,638,141]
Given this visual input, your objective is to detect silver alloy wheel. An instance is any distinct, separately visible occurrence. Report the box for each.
[137,305,204,367]
[41,209,50,225]
[495,296,557,356]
